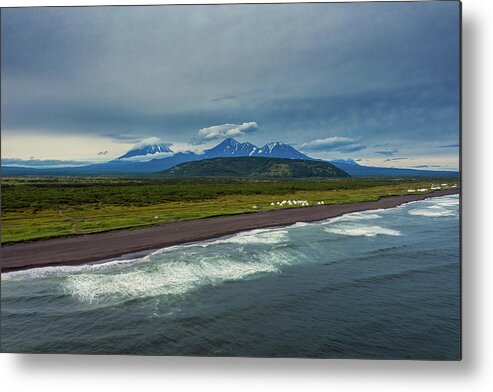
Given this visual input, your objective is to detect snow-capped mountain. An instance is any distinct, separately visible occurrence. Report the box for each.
[251,142,312,160]
[203,138,257,158]
[117,137,311,162]
[203,138,312,160]
[117,137,173,160]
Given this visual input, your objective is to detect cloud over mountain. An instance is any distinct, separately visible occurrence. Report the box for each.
[195,122,258,143]
[300,137,365,153]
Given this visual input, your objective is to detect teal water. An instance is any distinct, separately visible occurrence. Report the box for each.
[1,195,460,359]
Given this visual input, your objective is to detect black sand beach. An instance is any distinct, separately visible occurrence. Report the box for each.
[1,189,458,272]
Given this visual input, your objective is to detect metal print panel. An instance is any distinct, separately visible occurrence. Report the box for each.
[0,1,461,359]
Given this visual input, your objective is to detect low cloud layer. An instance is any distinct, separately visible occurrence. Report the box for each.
[300,136,365,153]
[1,158,94,167]
[375,149,399,156]
[195,122,258,144]
[383,157,408,162]
[439,144,460,148]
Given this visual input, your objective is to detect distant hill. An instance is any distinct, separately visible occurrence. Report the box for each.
[328,159,459,178]
[161,156,350,178]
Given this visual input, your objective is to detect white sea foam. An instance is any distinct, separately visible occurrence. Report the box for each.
[435,199,459,206]
[151,229,289,250]
[1,225,298,301]
[408,208,456,217]
[1,256,146,282]
[319,209,386,227]
[289,222,313,228]
[1,228,290,283]
[64,249,298,303]
[342,212,382,221]
[324,224,401,237]
[408,194,459,218]
[208,229,288,245]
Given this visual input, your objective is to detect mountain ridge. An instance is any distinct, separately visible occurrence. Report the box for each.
[203,138,258,158]
[1,137,459,178]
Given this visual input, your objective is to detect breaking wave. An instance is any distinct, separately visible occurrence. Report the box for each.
[206,229,288,246]
[408,208,456,217]
[338,212,382,221]
[2,229,290,285]
[1,256,145,282]
[408,194,459,218]
[64,249,299,303]
[324,224,401,237]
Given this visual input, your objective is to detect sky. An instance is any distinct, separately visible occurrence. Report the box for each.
[1,2,460,169]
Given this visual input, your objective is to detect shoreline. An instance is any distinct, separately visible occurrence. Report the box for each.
[1,189,459,272]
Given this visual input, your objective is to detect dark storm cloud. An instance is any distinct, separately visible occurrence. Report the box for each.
[1,2,460,153]
[211,95,237,103]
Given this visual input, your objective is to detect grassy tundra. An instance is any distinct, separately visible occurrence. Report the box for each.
[1,176,458,243]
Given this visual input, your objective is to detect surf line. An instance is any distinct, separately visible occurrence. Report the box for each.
[1,189,459,273]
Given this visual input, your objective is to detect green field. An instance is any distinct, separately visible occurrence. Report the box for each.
[1,176,459,244]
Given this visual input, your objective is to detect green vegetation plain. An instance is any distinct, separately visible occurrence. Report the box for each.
[1,176,459,244]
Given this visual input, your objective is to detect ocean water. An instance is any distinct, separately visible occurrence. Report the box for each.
[1,195,460,359]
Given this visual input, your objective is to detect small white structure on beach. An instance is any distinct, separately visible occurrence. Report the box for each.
[271,199,311,207]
